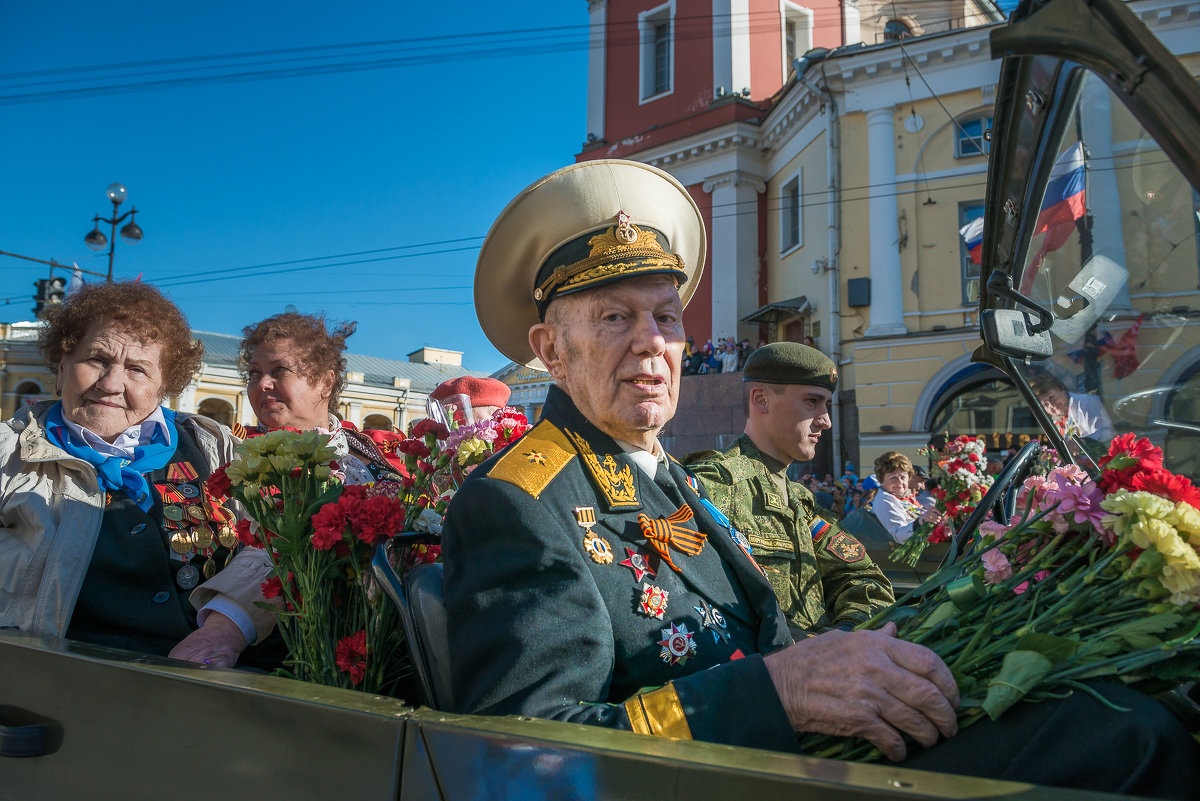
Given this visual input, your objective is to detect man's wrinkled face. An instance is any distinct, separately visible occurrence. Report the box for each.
[532,275,685,446]
[761,384,833,463]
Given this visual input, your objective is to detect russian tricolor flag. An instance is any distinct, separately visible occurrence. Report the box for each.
[959,216,985,265]
[1022,142,1087,292]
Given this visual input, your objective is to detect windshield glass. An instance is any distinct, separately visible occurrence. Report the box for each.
[1009,67,1200,478]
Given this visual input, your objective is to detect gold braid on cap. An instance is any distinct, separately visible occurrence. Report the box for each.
[534,212,685,302]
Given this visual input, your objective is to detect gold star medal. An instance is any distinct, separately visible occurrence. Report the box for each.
[575,506,613,564]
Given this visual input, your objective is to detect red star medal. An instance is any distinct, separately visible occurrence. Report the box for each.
[620,547,657,582]
[658,622,697,666]
[639,583,669,619]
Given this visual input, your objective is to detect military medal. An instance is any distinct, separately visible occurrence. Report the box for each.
[202,559,217,579]
[186,504,207,523]
[657,622,697,666]
[575,506,613,565]
[639,583,669,619]
[169,531,192,555]
[176,562,200,590]
[178,483,200,499]
[163,504,185,522]
[217,524,238,549]
[192,524,214,551]
[619,547,657,582]
[694,600,730,643]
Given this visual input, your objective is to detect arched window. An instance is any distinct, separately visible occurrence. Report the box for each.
[15,381,43,409]
[883,19,911,41]
[197,398,234,428]
[362,414,394,432]
[928,370,1041,454]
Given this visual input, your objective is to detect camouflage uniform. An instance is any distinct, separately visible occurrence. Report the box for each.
[687,434,894,633]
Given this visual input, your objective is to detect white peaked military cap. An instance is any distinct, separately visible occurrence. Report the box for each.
[474,159,707,366]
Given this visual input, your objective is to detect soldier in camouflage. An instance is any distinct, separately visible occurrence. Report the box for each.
[687,342,893,636]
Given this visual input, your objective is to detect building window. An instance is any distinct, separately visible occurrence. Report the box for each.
[960,202,985,304]
[639,2,674,101]
[883,19,912,41]
[197,398,234,427]
[780,172,802,252]
[781,2,814,78]
[956,116,993,158]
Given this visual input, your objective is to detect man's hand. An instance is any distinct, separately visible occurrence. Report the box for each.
[168,612,247,668]
[763,622,959,762]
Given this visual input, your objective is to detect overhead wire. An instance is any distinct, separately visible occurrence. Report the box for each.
[2,9,997,105]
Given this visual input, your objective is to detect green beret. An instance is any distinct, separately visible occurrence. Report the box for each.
[743,342,838,390]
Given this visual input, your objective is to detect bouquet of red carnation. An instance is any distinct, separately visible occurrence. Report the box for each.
[207,429,411,694]
[892,435,995,566]
[805,434,1200,762]
[389,406,532,572]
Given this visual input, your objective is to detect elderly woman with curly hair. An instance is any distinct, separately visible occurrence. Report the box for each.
[236,312,404,481]
[871,450,942,544]
[0,281,266,667]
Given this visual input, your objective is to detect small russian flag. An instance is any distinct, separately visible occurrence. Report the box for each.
[810,517,831,543]
[959,216,985,265]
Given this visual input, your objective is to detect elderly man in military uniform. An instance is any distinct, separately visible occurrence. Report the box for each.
[686,343,893,637]
[440,159,1200,796]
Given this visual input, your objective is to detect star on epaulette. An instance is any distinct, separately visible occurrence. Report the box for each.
[524,449,547,466]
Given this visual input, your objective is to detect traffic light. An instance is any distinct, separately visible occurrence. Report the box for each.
[33,276,68,318]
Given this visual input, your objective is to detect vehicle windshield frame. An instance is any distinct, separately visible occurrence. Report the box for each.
[977,0,1200,470]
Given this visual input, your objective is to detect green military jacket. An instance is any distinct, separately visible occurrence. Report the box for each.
[686,435,894,633]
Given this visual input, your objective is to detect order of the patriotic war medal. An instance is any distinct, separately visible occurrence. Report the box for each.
[694,600,730,643]
[657,622,697,666]
[575,506,613,564]
[619,546,657,582]
[176,561,201,590]
[638,583,669,619]
[584,532,614,564]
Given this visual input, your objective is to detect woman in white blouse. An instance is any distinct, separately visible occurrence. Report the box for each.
[871,451,942,543]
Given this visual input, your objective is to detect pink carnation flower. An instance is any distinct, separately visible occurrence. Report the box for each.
[981,548,1013,584]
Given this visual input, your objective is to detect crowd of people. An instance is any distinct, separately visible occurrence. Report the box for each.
[1,157,1197,798]
[682,336,758,374]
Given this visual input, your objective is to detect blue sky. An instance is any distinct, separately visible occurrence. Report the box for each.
[2,2,589,375]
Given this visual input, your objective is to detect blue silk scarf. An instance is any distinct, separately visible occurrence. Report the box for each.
[44,402,179,513]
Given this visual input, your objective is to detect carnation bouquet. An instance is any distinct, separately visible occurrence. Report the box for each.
[206,429,411,693]
[892,435,995,566]
[206,408,534,694]
[804,434,1200,761]
[390,406,531,571]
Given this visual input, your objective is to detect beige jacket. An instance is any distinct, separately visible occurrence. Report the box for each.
[0,403,276,642]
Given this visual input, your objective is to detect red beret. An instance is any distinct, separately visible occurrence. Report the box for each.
[430,376,511,408]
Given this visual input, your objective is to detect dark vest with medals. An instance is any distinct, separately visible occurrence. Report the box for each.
[66,424,237,656]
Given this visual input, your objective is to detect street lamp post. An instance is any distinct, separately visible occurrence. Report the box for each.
[84,182,144,281]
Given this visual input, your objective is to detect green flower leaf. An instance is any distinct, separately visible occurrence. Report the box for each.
[1016,633,1080,664]
[983,650,1054,720]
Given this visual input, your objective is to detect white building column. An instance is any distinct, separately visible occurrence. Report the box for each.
[703,170,765,342]
[865,106,907,336]
[586,0,607,142]
[177,381,198,413]
[712,0,751,97]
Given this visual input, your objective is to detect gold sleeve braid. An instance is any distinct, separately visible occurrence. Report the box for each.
[624,685,694,739]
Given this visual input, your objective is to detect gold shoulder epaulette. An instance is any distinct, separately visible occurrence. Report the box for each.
[488,419,576,498]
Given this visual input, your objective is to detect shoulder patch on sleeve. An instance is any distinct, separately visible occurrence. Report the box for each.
[487,420,576,498]
[826,530,866,563]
